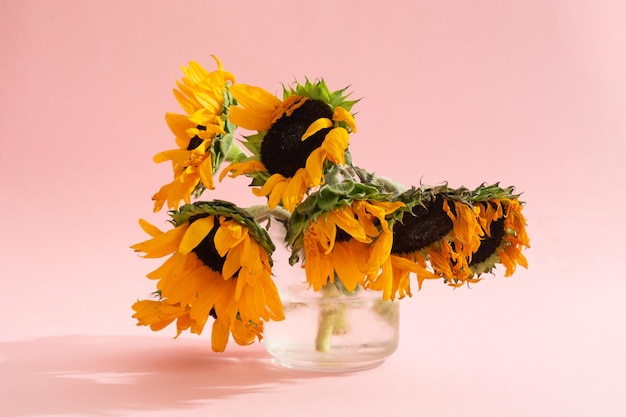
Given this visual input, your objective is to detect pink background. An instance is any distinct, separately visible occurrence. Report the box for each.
[1,0,625,416]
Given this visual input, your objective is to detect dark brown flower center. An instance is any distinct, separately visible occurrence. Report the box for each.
[260,99,333,178]
[335,227,352,243]
[391,198,453,254]
[186,135,203,150]
[470,217,505,266]
[188,214,227,274]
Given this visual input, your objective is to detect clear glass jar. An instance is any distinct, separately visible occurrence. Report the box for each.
[262,282,400,372]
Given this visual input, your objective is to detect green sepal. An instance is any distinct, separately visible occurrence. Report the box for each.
[283,78,360,113]
[396,182,523,215]
[467,183,523,204]
[240,132,264,156]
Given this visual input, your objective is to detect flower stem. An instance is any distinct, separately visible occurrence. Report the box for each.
[314,283,349,353]
[353,166,407,194]
[224,141,247,162]
[315,307,336,353]
[246,205,291,224]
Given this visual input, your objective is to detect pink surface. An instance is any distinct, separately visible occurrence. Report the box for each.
[1,0,625,416]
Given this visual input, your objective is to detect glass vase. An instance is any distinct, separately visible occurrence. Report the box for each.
[262,282,400,372]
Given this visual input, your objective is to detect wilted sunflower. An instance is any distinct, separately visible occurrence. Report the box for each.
[388,185,484,289]
[152,56,243,212]
[131,201,284,352]
[286,181,404,297]
[468,184,530,277]
[220,79,358,212]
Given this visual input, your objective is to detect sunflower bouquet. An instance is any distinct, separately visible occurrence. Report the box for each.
[131,56,530,353]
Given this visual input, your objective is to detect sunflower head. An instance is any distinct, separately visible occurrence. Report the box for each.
[220,79,359,212]
[467,183,530,277]
[152,57,245,212]
[284,179,404,293]
[390,184,484,287]
[173,55,235,116]
[282,77,359,131]
[131,200,284,352]
[168,200,276,259]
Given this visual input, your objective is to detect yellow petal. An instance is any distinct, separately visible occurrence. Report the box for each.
[305,148,326,186]
[241,236,262,275]
[211,318,230,352]
[282,170,308,211]
[184,60,209,82]
[265,177,288,209]
[321,128,349,164]
[231,84,279,111]
[301,118,332,141]
[231,319,258,346]
[191,271,228,321]
[259,273,285,320]
[165,112,195,138]
[145,254,176,280]
[332,107,357,132]
[198,157,215,190]
[366,230,392,273]
[333,242,365,292]
[194,90,221,114]
[131,224,189,258]
[214,220,246,257]
[379,257,394,300]
[353,202,380,237]
[333,206,369,243]
[138,219,163,238]
[230,84,280,131]
[178,216,214,254]
[153,149,191,164]
[222,243,244,280]
[210,54,225,73]
[220,159,265,181]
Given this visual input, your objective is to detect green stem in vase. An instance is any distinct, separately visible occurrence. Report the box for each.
[314,282,352,353]
[315,305,337,353]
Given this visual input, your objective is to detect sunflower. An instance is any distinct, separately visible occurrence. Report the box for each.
[388,185,484,289]
[131,201,284,352]
[468,184,530,276]
[152,56,242,212]
[172,55,235,117]
[220,79,358,212]
[286,181,404,298]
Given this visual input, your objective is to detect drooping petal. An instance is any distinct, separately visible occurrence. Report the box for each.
[281,170,308,212]
[333,206,370,243]
[321,128,349,165]
[305,148,327,187]
[332,106,357,132]
[220,160,266,181]
[178,216,214,255]
[230,84,280,131]
[333,242,366,292]
[301,118,333,141]
[165,112,196,138]
[138,219,164,238]
[153,149,191,164]
[231,319,259,346]
[214,220,246,257]
[132,223,189,258]
[222,243,244,280]
[198,157,215,190]
[211,318,230,352]
[366,230,393,274]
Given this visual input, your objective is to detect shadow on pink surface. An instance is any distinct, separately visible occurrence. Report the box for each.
[0,335,325,416]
